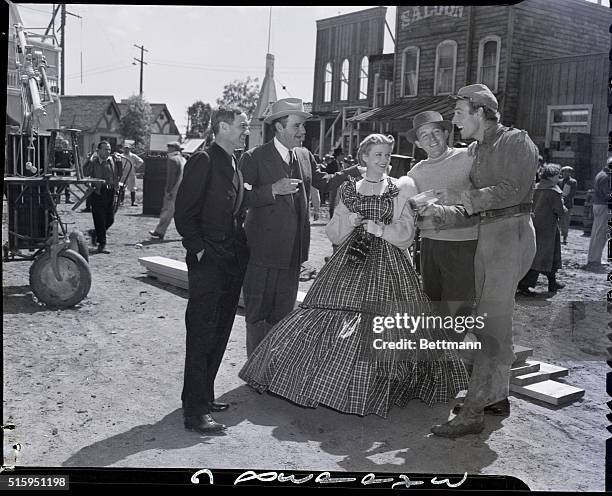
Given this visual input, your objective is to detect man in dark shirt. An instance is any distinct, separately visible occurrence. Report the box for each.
[174,108,250,434]
[83,141,118,254]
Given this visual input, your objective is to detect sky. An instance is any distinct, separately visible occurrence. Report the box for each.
[15,4,397,135]
[14,1,610,136]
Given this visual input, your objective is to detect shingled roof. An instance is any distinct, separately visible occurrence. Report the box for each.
[59,95,120,132]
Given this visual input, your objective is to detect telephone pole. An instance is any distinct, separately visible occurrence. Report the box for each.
[133,44,148,96]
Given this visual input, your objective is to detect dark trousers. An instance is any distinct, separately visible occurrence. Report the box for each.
[182,247,246,417]
[420,237,478,341]
[243,262,300,357]
[90,188,115,245]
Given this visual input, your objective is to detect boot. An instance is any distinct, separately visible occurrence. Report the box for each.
[547,275,565,293]
[130,191,137,206]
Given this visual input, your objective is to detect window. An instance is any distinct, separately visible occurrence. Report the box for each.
[434,40,457,95]
[545,105,593,149]
[359,56,368,100]
[340,59,349,101]
[477,36,501,92]
[401,47,419,97]
[324,62,332,102]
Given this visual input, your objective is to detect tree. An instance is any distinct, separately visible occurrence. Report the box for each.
[216,76,260,117]
[186,100,212,139]
[119,94,152,152]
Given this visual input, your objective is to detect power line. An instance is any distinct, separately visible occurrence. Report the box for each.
[65,64,133,80]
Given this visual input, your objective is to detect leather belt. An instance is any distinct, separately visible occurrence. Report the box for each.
[480,203,532,219]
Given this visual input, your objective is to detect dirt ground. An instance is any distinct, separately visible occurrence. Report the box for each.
[2,179,609,491]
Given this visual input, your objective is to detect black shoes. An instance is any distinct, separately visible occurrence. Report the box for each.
[452,398,510,417]
[548,281,565,293]
[97,244,110,254]
[184,414,226,434]
[209,401,229,412]
[149,230,164,240]
[517,286,536,297]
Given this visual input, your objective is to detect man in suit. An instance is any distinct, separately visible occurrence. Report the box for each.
[174,108,250,434]
[239,97,363,357]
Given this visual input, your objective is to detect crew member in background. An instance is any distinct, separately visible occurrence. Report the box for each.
[122,143,144,207]
[83,141,119,254]
[559,166,577,244]
[584,158,611,271]
[149,141,186,240]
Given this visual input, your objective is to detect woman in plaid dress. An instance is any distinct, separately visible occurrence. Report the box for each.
[239,134,468,418]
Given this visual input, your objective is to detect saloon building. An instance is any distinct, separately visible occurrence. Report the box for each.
[311,0,611,188]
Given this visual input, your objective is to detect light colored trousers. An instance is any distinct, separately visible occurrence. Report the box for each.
[560,207,571,238]
[154,192,176,236]
[587,204,609,263]
[463,214,536,414]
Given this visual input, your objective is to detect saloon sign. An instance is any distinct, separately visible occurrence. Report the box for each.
[400,6,464,29]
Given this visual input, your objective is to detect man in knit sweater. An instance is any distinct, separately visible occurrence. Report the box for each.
[407,111,478,330]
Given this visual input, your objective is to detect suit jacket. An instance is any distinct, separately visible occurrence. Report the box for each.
[174,143,246,258]
[239,139,357,269]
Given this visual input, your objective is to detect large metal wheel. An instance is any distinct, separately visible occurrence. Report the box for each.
[29,248,91,308]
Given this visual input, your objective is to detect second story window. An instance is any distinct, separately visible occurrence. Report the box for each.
[401,46,419,97]
[434,40,457,95]
[478,36,501,93]
[340,59,349,101]
[359,56,368,100]
[324,62,332,102]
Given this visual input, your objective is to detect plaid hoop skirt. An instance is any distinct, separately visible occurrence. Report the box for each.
[239,180,468,417]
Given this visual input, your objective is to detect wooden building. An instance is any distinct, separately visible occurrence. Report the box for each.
[117,101,180,136]
[342,0,610,187]
[309,6,388,156]
[59,95,122,156]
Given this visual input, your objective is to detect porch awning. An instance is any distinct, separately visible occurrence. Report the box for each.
[347,96,456,123]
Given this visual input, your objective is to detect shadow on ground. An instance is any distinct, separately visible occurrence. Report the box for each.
[63,384,499,473]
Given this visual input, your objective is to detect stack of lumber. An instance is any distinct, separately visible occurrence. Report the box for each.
[509,345,584,405]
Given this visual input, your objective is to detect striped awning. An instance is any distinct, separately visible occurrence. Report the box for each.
[347,96,456,123]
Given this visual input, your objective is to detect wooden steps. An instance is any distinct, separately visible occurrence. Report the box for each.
[507,346,582,405]
[510,380,585,406]
[138,256,306,308]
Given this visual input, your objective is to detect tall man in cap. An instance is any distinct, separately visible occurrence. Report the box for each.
[418,84,538,437]
[174,108,250,434]
[239,97,363,356]
[149,141,186,240]
[406,111,479,334]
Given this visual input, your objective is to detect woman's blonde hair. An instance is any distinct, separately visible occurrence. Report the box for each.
[357,134,395,167]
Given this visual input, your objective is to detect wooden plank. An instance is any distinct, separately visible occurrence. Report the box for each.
[148,272,188,290]
[526,360,569,379]
[512,345,533,363]
[139,256,307,309]
[510,380,585,405]
[510,361,540,377]
[512,371,554,386]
